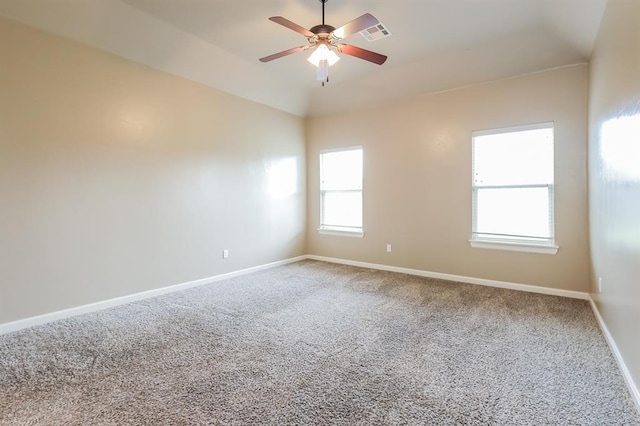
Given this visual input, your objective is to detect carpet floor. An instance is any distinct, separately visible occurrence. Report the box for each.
[1,260,638,425]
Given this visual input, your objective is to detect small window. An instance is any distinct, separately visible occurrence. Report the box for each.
[319,146,363,237]
[471,122,558,254]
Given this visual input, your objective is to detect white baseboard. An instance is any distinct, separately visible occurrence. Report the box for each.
[0,255,306,335]
[0,254,591,335]
[588,296,640,414]
[306,255,589,300]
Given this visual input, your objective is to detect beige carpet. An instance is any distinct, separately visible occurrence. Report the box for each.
[1,260,638,425]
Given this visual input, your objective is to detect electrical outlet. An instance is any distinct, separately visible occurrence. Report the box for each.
[598,277,602,292]
[223,249,229,259]
[386,244,392,253]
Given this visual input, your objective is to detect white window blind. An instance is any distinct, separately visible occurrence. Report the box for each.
[472,123,555,248]
[319,147,363,235]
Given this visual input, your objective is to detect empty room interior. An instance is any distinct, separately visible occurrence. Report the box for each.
[1,0,639,424]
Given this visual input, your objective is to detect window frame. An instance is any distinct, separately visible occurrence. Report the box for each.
[318,146,364,238]
[470,122,559,255]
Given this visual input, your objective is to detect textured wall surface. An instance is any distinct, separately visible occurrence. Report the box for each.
[0,18,306,324]
[307,65,590,292]
[588,0,640,402]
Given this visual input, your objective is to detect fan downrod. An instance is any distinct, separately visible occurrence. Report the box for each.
[319,0,327,25]
[311,0,333,36]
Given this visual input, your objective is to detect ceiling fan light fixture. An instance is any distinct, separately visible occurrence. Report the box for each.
[307,44,340,67]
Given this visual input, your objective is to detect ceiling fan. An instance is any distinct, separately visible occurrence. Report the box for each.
[259,0,388,85]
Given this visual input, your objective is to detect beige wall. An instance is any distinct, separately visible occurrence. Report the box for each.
[307,65,589,292]
[0,18,306,324]
[588,0,640,398]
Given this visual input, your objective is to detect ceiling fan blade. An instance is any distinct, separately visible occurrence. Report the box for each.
[259,45,311,63]
[332,13,379,39]
[337,44,387,65]
[269,16,315,38]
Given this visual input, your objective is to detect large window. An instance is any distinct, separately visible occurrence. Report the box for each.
[471,122,557,254]
[319,146,363,237]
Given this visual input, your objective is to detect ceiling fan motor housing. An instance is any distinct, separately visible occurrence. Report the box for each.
[310,24,336,36]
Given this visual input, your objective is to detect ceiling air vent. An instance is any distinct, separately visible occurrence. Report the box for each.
[359,23,392,42]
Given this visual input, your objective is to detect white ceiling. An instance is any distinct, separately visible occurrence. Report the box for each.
[1,0,607,117]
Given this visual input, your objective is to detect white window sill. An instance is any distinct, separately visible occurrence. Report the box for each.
[469,239,558,255]
[318,228,364,238]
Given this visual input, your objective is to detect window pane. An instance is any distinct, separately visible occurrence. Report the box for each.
[321,149,363,190]
[476,187,551,239]
[474,127,553,186]
[321,191,362,228]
